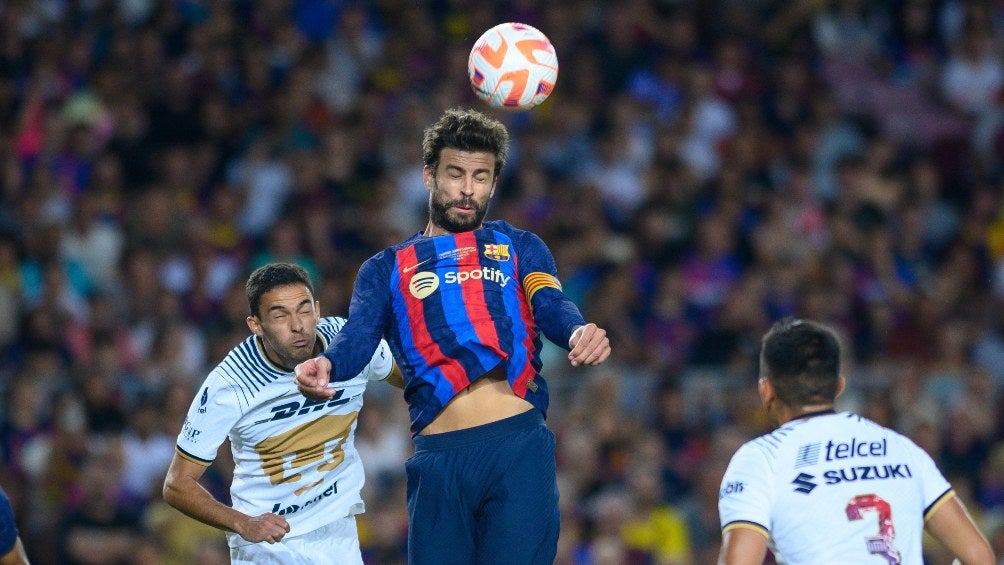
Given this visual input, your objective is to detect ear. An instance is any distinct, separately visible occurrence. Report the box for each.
[247,315,263,337]
[758,377,775,408]
[835,375,846,398]
[313,300,321,320]
[422,165,434,193]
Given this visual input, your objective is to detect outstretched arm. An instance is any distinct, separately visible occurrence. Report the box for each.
[310,255,392,395]
[925,494,995,565]
[295,355,335,401]
[517,229,611,363]
[162,453,290,544]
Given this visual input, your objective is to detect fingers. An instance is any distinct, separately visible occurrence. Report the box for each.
[568,323,610,367]
[268,515,290,543]
[244,513,291,544]
[296,380,336,401]
[294,357,336,400]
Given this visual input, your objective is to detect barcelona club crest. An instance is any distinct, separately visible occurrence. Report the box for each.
[483,243,511,262]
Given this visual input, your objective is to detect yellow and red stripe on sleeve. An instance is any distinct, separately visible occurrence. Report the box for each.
[523,272,562,302]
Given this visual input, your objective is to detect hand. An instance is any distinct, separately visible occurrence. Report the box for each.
[568,323,611,367]
[295,356,336,400]
[238,512,290,544]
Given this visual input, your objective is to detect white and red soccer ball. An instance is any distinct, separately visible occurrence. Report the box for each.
[468,22,558,111]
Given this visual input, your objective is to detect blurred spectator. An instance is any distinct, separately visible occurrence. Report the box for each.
[620,463,692,564]
[941,22,1002,116]
[120,399,175,504]
[57,441,142,565]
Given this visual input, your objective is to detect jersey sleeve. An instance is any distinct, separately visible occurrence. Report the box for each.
[0,486,17,556]
[363,339,395,381]
[175,375,243,466]
[324,254,392,382]
[514,229,586,349]
[718,442,773,537]
[900,436,953,519]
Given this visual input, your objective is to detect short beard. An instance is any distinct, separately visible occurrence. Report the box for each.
[428,181,490,233]
[262,334,318,371]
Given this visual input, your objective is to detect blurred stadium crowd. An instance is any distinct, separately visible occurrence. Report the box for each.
[0,0,1002,563]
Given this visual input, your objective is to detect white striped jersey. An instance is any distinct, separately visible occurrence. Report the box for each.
[718,411,953,564]
[175,316,394,548]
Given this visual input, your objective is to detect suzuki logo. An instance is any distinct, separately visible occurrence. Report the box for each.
[792,472,817,494]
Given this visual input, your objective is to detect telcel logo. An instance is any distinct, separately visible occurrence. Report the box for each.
[444,267,511,287]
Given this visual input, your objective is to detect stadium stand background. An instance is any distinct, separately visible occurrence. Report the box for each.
[0,1,1001,563]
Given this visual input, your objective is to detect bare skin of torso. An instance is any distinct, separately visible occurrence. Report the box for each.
[419,364,534,435]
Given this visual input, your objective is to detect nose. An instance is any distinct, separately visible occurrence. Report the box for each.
[291,317,304,333]
[460,176,475,196]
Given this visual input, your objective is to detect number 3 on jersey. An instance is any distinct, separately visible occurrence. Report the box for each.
[846,493,902,565]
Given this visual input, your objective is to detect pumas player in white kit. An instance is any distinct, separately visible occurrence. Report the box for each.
[163,263,402,564]
[718,318,994,565]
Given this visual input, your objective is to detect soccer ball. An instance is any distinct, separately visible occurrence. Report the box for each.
[468,22,558,110]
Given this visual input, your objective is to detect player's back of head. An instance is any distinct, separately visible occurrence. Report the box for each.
[760,318,841,407]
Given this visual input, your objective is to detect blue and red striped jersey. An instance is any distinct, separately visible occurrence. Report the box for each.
[323,220,586,434]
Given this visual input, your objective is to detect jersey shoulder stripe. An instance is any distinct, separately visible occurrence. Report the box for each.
[750,433,782,456]
[212,336,286,407]
[230,349,268,389]
[213,367,252,408]
[747,416,816,457]
[316,316,346,343]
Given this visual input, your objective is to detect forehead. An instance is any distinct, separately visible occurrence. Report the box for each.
[258,284,313,312]
[437,147,496,172]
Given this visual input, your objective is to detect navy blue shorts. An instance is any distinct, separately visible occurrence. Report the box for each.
[405,409,559,565]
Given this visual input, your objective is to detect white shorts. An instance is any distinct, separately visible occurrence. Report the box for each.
[229,515,362,565]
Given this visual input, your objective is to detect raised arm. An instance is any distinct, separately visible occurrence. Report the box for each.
[324,255,393,380]
[298,257,393,400]
[517,230,610,365]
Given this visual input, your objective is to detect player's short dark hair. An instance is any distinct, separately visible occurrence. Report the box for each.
[246,262,314,317]
[760,318,841,406]
[422,108,509,178]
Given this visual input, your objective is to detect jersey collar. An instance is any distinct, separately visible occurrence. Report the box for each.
[793,408,836,421]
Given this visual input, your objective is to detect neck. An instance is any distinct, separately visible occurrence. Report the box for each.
[258,337,290,371]
[777,403,835,424]
[258,335,322,372]
[424,222,444,237]
[424,221,482,237]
